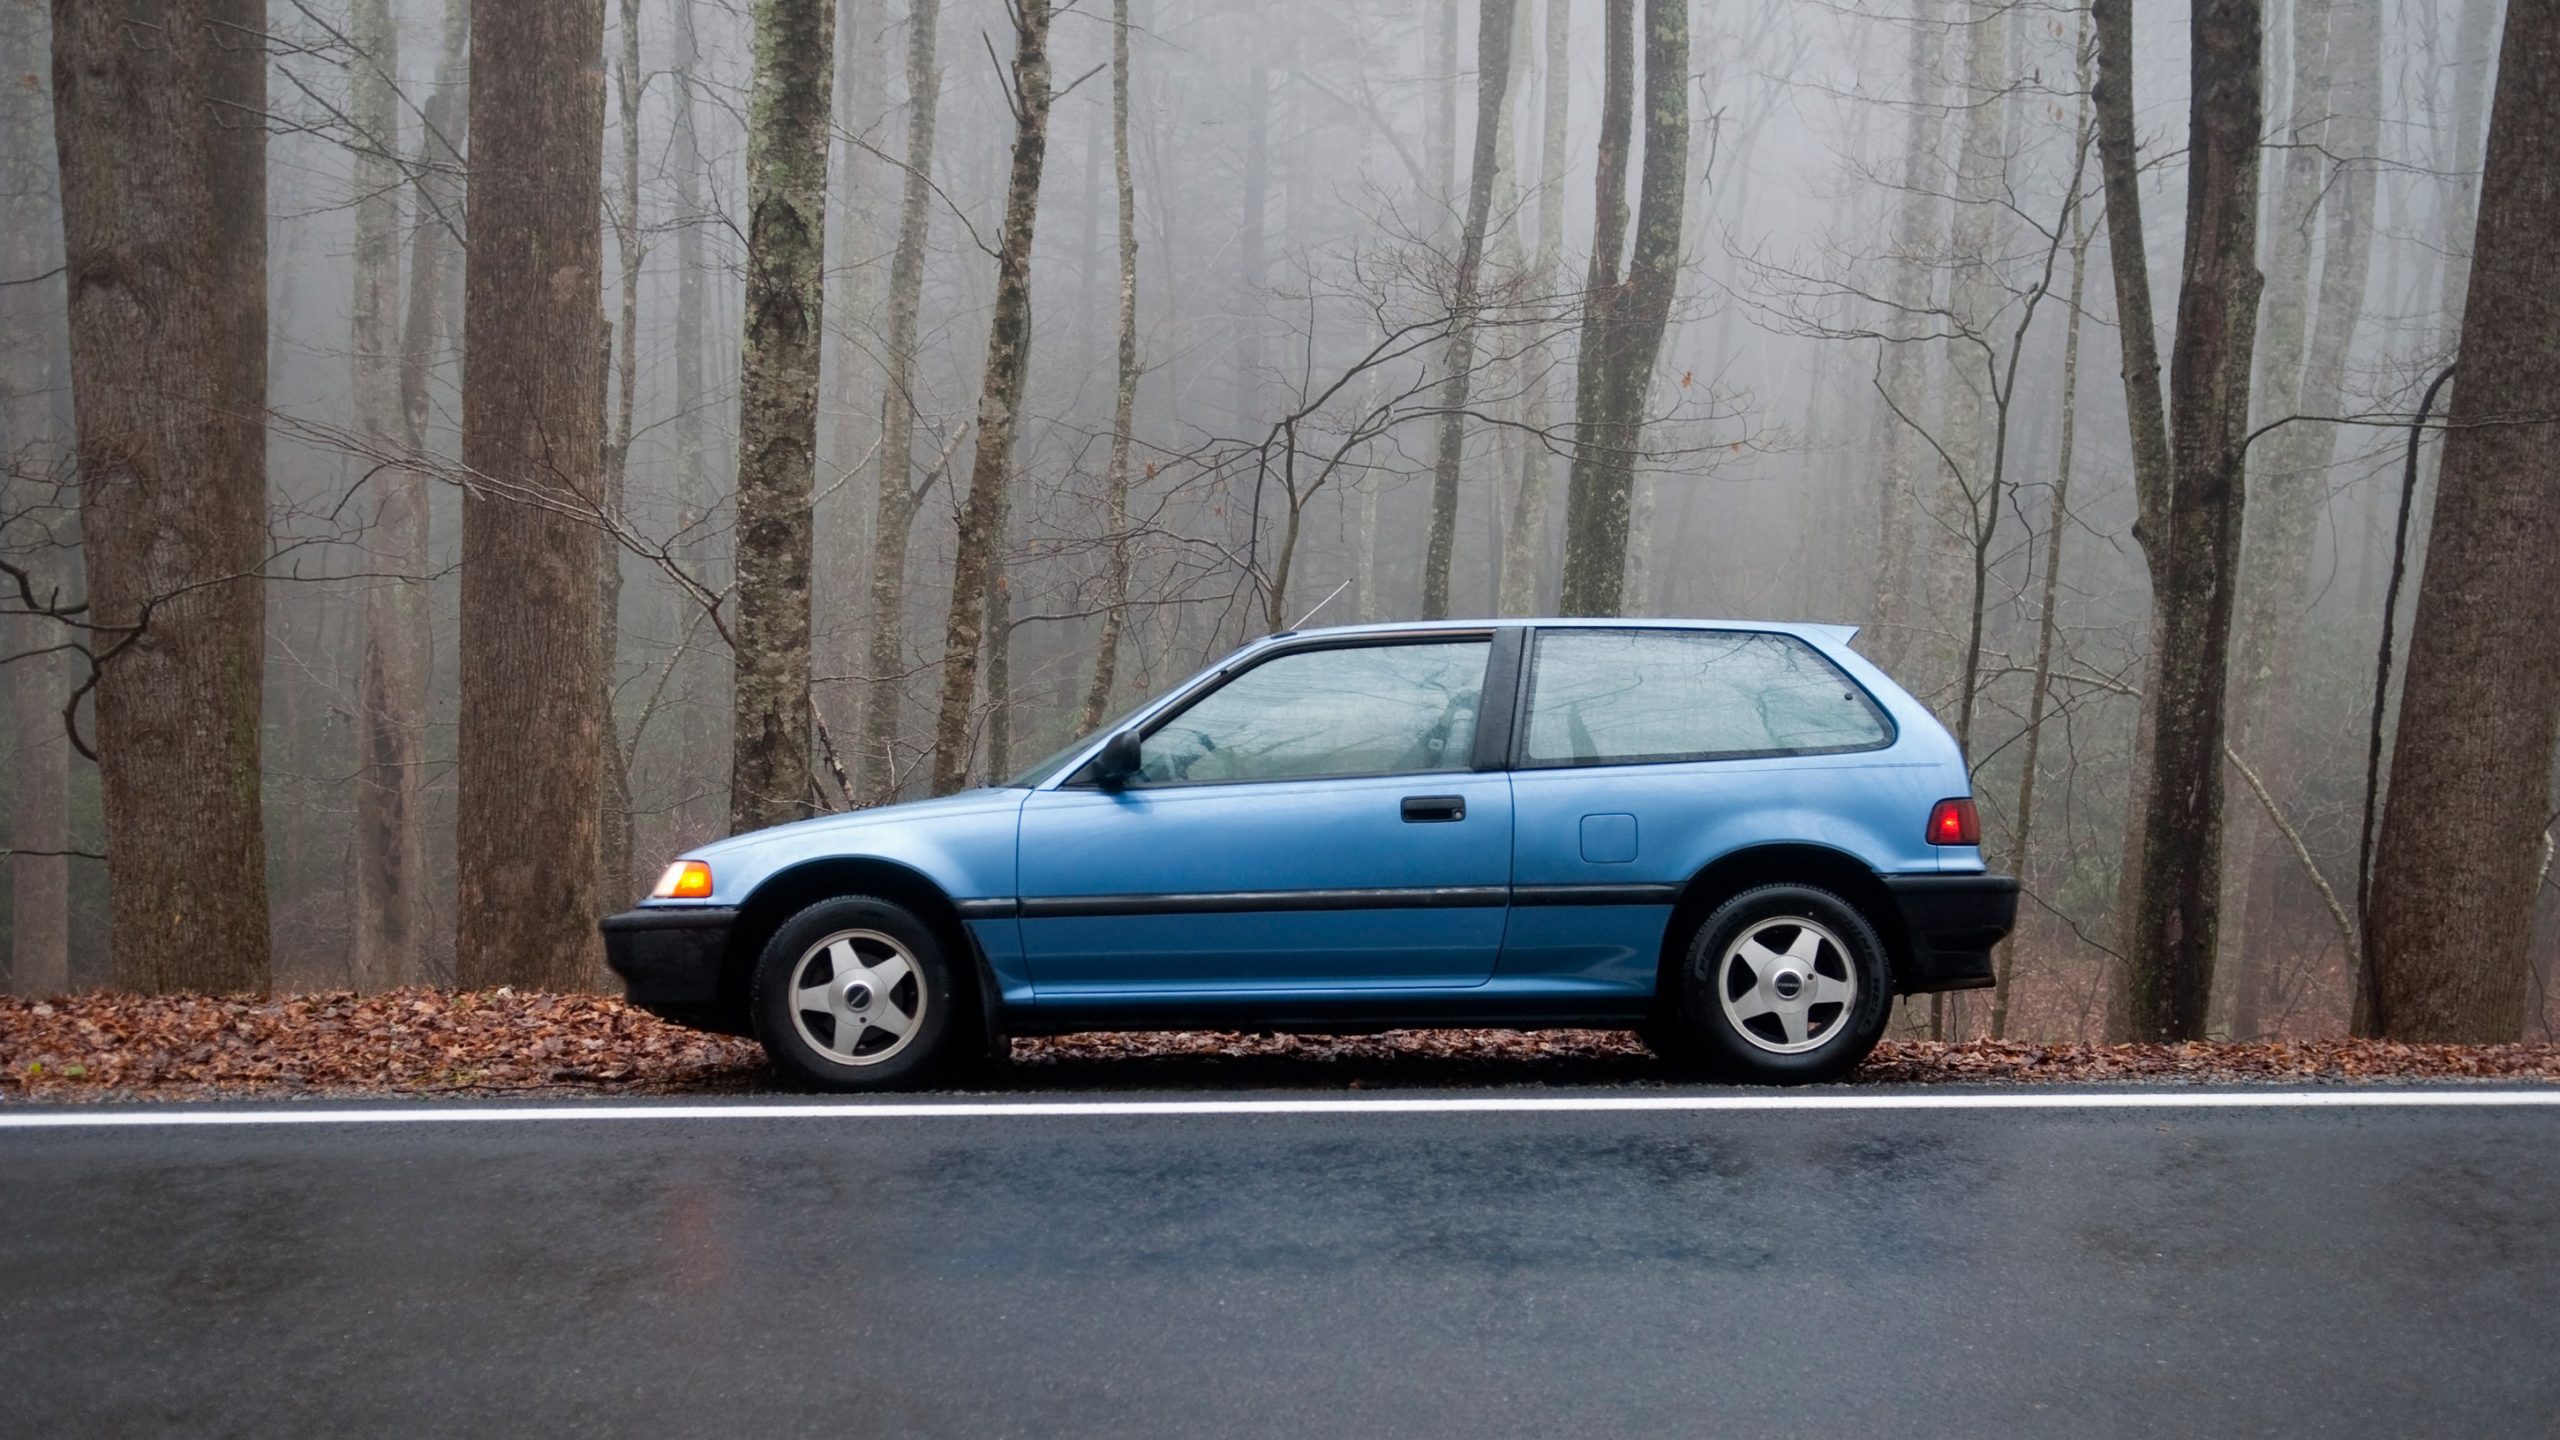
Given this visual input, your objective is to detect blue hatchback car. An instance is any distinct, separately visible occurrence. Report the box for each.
[603,619,2016,1087]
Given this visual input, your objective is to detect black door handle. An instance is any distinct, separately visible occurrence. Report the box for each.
[1401,795,1466,823]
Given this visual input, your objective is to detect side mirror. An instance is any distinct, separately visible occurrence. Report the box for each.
[1093,729,1144,789]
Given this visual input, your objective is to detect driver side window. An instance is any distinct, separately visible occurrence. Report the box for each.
[1133,640,1490,787]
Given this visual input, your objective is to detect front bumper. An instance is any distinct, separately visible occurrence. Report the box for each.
[1881,874,2019,994]
[601,906,741,1031]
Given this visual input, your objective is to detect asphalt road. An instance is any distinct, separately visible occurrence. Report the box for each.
[4,1090,2556,1438]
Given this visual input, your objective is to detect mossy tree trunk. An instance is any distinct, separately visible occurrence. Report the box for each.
[728,0,836,831]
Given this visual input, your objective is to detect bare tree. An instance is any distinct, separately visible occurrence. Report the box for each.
[670,0,725,838]
[1078,0,1143,732]
[2092,0,2266,1042]
[1993,8,2096,1040]
[929,0,1057,795]
[1921,0,2009,702]
[50,0,271,994]
[455,1,611,991]
[1866,0,1947,674]
[348,0,426,988]
[1557,0,1686,616]
[2221,0,2378,1033]
[601,0,645,905]
[2364,3,2560,1042]
[729,0,836,829]
[1495,0,1569,618]
[1419,0,1518,618]
[856,0,945,805]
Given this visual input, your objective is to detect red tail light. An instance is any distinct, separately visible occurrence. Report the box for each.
[1927,797,1979,846]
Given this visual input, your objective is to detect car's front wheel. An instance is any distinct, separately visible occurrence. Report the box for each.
[750,896,959,1091]
[1656,883,1892,1084]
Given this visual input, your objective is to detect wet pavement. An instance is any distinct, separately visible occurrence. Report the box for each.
[4,1089,2555,1437]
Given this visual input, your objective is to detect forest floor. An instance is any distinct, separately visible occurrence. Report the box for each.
[6,988,2560,1102]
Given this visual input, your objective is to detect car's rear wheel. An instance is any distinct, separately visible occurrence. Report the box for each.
[751,896,958,1091]
[1655,883,1892,1084]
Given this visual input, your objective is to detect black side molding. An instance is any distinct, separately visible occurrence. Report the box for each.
[968,882,1688,921]
[1510,883,1682,907]
[1014,886,1511,919]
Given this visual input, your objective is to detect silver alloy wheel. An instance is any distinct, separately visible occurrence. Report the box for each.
[1717,915,1858,1055]
[787,928,926,1067]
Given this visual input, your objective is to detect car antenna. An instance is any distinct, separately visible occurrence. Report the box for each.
[1289,579,1353,632]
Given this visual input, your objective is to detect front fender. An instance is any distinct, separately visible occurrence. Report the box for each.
[639,790,1030,911]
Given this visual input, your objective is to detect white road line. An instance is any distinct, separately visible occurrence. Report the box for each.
[3,1089,2560,1129]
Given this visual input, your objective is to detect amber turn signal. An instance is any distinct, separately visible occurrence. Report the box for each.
[651,860,715,900]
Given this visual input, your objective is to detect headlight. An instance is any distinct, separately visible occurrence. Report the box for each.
[651,860,714,900]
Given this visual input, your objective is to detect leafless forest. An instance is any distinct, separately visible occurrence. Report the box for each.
[4,0,2557,1044]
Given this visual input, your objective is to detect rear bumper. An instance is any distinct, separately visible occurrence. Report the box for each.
[1882,874,2019,994]
[600,906,741,1032]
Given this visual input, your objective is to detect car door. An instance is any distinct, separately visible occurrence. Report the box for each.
[1015,632,1515,997]
[1499,626,1903,992]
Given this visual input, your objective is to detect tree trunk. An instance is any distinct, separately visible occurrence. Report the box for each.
[671,0,723,836]
[599,0,642,903]
[729,0,836,831]
[348,0,426,989]
[981,504,1012,780]
[1078,0,1141,733]
[1993,25,2096,1042]
[2098,0,2265,1042]
[1497,0,1569,619]
[1431,0,1458,235]
[1557,0,1685,616]
[455,1,610,992]
[2,496,69,997]
[856,0,944,805]
[929,0,1054,796]
[2365,3,2560,1042]
[1233,63,1269,437]
[1867,0,1947,676]
[1931,3,2009,1052]
[2223,0,2378,1035]
[396,0,468,974]
[2434,0,2504,353]
[2092,0,2178,1034]
[818,0,887,716]
[1420,0,1518,619]
[1923,0,2008,708]
[4,0,69,997]
[51,0,271,995]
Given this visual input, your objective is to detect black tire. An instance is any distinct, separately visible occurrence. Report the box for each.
[1660,883,1893,1085]
[750,895,961,1092]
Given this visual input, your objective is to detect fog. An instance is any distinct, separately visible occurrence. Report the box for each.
[3,0,2543,1039]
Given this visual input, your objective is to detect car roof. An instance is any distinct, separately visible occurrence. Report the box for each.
[1252,617,1862,647]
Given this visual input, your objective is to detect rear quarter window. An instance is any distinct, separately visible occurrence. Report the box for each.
[1521,629,1893,767]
